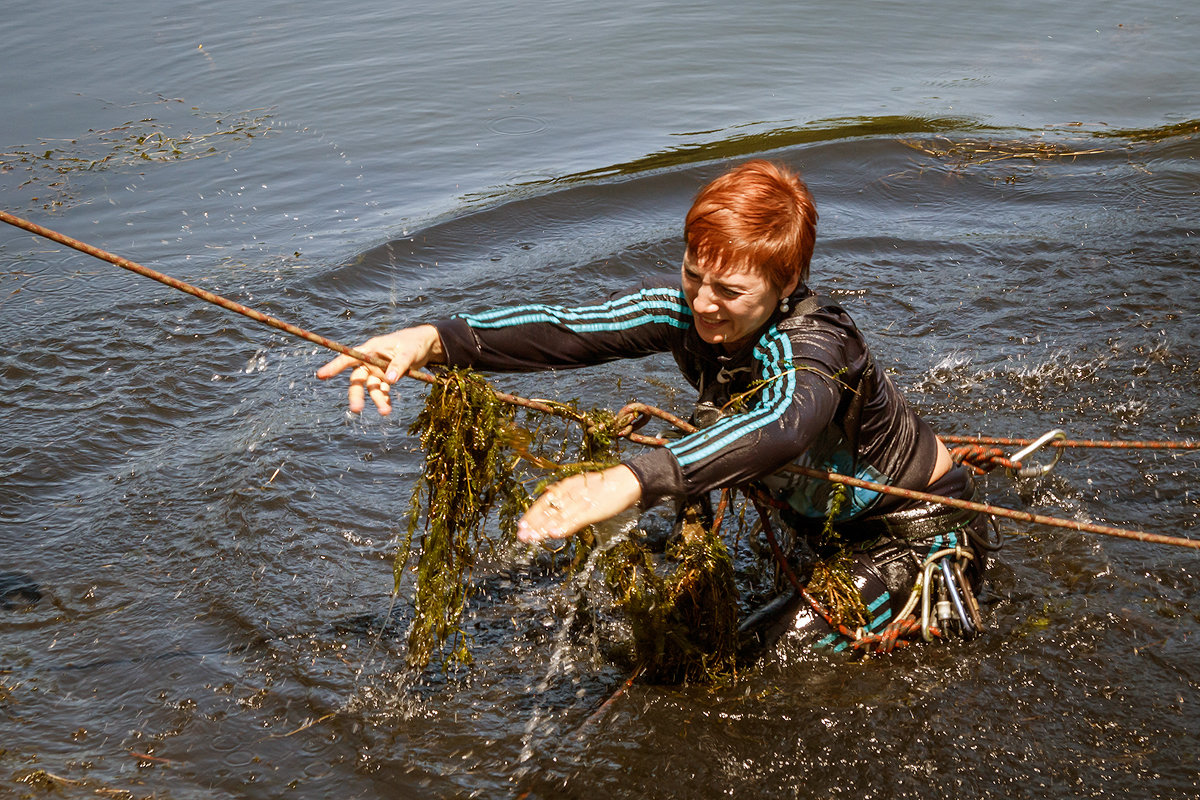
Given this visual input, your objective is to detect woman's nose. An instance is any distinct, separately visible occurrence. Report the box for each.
[694,284,720,312]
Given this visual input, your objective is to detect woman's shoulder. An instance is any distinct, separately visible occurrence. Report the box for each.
[770,297,862,339]
[758,301,866,367]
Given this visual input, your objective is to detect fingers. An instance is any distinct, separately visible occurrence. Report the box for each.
[366,374,393,415]
[316,339,399,383]
[348,365,368,413]
[347,365,394,415]
[315,352,362,381]
[316,327,442,416]
[383,351,416,385]
[517,483,578,543]
[516,466,643,545]
[317,331,400,381]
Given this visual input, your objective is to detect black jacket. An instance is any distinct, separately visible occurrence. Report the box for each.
[433,281,938,521]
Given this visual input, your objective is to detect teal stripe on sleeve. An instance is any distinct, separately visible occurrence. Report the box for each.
[460,287,691,333]
[668,329,796,466]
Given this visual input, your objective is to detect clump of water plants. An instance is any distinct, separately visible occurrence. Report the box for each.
[399,368,864,680]
[401,369,528,668]
[400,372,639,668]
[802,482,870,628]
[599,503,739,684]
[1,103,274,210]
[399,368,745,681]
[900,135,1105,171]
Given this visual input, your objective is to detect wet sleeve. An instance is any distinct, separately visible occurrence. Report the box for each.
[625,350,845,508]
[430,284,689,372]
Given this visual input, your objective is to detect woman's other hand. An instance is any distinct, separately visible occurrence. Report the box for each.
[315,325,445,415]
[517,465,643,545]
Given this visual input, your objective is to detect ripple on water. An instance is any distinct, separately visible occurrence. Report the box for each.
[487,115,548,135]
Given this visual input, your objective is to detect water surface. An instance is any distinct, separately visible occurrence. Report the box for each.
[2,2,1198,798]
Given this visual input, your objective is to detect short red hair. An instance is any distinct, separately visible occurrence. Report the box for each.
[684,160,818,290]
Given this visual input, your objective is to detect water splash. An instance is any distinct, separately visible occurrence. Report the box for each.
[515,511,639,771]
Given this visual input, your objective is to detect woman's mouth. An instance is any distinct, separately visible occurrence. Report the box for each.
[694,315,728,342]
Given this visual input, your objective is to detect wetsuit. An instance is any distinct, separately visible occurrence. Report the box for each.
[433,281,991,648]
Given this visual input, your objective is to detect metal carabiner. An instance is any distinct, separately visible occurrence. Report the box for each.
[1006,429,1067,479]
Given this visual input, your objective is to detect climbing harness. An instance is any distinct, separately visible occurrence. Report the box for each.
[772,430,1070,654]
[749,493,986,656]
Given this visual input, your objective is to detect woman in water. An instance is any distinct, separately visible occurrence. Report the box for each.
[318,160,991,647]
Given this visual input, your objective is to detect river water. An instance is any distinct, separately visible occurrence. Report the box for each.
[2,1,1198,798]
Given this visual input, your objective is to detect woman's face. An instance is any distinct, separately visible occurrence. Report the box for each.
[681,254,795,350]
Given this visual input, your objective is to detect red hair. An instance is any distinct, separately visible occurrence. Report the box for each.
[684,160,818,290]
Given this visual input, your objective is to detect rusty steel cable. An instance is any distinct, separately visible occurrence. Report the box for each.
[616,418,1200,550]
[788,461,1197,550]
[941,434,1200,451]
[4,210,1196,551]
[0,210,576,423]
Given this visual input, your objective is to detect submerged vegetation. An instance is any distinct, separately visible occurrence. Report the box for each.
[0,101,274,210]
[806,482,871,629]
[598,503,740,684]
[399,366,743,679]
[898,121,1200,184]
[1092,119,1200,142]
[400,368,869,683]
[900,135,1107,172]
[401,369,528,668]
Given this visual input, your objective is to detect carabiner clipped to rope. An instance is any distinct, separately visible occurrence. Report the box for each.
[1006,429,1067,479]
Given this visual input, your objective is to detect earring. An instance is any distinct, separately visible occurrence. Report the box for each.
[780,297,790,314]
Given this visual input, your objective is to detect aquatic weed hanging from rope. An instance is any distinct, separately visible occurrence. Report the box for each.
[401,368,529,668]
[398,370,747,682]
[799,481,870,629]
[597,503,740,684]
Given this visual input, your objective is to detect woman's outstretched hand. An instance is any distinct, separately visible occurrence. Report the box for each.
[315,325,445,415]
[318,327,643,542]
[517,465,643,545]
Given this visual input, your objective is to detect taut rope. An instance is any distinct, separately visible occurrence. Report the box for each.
[3,210,1195,550]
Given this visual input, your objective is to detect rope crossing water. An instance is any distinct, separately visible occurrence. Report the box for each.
[610,406,1200,550]
[3,210,1197,551]
[0,210,576,423]
[941,434,1200,451]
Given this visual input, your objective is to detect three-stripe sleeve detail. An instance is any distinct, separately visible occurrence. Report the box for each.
[667,328,795,467]
[459,287,692,333]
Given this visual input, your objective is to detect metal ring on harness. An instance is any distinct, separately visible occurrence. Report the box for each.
[941,559,974,635]
[917,547,975,641]
[1006,429,1067,479]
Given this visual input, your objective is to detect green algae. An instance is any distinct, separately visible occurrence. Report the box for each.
[400,369,864,681]
[1,103,275,211]
[599,503,740,684]
[399,369,745,681]
[401,369,528,668]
